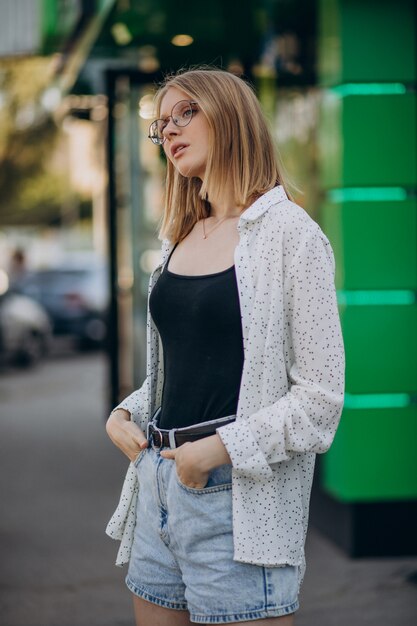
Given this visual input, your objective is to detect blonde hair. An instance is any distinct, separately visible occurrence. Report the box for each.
[154,68,288,243]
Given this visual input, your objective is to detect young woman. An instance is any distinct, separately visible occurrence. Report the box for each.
[106,68,345,625]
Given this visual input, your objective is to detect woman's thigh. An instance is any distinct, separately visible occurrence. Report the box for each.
[133,596,295,626]
[133,595,295,626]
[133,595,193,626]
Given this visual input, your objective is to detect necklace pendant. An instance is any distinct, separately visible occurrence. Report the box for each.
[203,235,207,239]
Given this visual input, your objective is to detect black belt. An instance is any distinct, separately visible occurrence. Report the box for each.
[146,414,236,450]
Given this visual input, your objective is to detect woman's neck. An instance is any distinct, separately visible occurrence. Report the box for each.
[207,187,242,220]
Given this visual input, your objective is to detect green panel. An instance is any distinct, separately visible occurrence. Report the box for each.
[342,0,417,83]
[340,304,417,394]
[321,198,417,290]
[322,406,417,501]
[320,93,417,188]
[318,0,417,85]
[343,94,417,186]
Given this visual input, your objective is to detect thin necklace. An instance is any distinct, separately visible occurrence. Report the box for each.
[202,213,241,239]
[202,215,228,239]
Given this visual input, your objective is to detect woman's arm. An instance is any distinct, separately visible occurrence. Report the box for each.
[217,228,345,477]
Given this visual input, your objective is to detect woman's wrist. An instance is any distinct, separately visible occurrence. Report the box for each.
[106,408,130,439]
[194,434,232,472]
[110,408,131,421]
[106,408,148,460]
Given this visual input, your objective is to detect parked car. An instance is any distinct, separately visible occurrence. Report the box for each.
[17,265,109,350]
[0,290,52,367]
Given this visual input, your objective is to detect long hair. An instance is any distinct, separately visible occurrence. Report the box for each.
[154,68,289,243]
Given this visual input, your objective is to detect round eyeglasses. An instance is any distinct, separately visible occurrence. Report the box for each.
[148,100,198,145]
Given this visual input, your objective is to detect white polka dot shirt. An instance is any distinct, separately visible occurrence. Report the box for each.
[106,186,345,577]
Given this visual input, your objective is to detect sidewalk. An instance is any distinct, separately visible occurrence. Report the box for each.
[0,349,416,626]
[299,520,417,625]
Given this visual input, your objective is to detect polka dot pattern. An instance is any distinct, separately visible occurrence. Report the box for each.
[106,186,345,575]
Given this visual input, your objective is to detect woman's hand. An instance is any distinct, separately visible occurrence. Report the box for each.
[106,409,148,463]
[161,434,231,489]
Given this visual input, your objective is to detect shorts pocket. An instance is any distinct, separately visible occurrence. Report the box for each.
[175,464,232,494]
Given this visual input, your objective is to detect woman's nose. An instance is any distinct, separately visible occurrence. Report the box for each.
[163,117,179,139]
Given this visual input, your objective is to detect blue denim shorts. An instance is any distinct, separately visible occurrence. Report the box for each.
[126,447,300,624]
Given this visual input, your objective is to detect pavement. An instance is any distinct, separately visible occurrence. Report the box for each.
[0,345,416,626]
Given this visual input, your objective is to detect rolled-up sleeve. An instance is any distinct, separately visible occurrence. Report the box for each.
[218,228,345,475]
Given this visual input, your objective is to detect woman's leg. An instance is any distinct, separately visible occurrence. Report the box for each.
[134,595,295,626]
[133,595,193,626]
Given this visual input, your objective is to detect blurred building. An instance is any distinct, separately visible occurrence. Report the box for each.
[0,0,416,559]
[0,1,115,268]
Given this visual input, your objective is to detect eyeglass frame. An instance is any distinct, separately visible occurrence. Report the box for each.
[148,100,199,145]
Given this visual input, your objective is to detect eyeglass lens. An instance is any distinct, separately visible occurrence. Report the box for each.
[149,100,196,145]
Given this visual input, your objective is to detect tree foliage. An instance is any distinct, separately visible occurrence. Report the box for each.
[0,57,72,225]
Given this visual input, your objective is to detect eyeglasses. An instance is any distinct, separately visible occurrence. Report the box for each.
[148,100,198,145]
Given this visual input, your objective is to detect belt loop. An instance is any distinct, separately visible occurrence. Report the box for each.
[168,428,177,449]
[150,424,163,451]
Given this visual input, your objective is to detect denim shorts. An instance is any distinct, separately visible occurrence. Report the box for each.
[126,447,300,624]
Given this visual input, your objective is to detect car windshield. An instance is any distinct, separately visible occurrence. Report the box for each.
[18,268,108,306]
[21,268,104,288]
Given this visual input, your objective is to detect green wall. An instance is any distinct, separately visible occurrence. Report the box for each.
[318,0,417,501]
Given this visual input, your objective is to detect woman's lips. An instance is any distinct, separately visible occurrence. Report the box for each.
[171,143,188,158]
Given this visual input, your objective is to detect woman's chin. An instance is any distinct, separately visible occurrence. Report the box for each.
[175,163,205,180]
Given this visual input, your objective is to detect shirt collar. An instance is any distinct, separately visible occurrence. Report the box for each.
[239,185,288,222]
[159,185,288,264]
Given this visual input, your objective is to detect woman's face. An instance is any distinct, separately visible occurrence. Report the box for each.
[159,87,210,180]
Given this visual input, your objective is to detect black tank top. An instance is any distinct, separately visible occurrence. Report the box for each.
[149,245,244,429]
